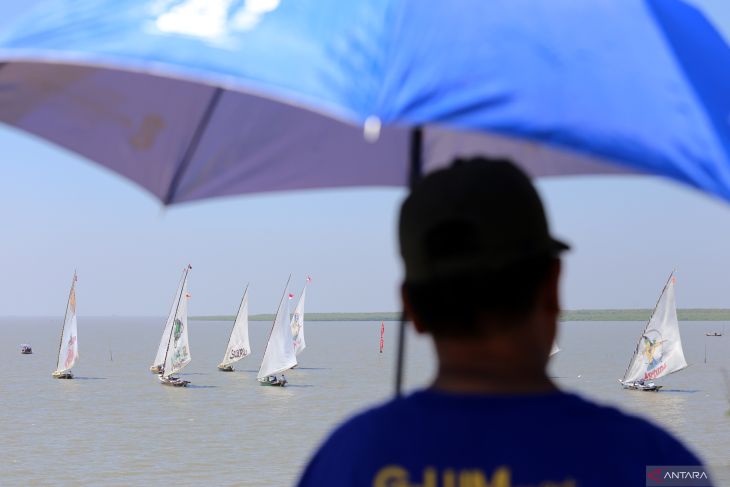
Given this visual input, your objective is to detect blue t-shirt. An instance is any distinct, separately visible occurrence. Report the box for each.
[297,389,706,487]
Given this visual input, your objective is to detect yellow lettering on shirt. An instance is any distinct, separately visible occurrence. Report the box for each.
[373,465,409,487]
[372,466,573,487]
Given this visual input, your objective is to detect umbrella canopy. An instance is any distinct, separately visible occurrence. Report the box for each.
[0,0,728,204]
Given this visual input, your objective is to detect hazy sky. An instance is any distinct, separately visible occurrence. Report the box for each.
[2,1,730,316]
[4,124,730,317]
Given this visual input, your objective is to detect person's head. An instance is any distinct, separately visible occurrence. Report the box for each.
[399,157,568,364]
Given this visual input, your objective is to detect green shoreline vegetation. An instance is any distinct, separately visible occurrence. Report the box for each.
[190,309,730,322]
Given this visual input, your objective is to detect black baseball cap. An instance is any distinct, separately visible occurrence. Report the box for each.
[399,158,569,284]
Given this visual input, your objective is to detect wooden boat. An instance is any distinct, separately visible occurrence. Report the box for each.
[257,275,297,386]
[620,271,687,392]
[151,266,189,374]
[217,285,251,372]
[52,273,79,380]
[158,375,190,387]
[622,379,662,392]
[157,265,193,387]
[259,375,287,386]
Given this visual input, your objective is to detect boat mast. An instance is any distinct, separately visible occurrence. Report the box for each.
[621,270,675,382]
[160,265,191,376]
[55,271,77,372]
[259,275,291,376]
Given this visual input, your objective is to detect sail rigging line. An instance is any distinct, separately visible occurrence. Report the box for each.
[161,265,191,376]
[152,266,188,369]
[55,271,77,372]
[395,126,423,397]
[259,274,292,376]
[621,269,676,383]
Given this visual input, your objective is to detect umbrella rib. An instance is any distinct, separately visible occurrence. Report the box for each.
[164,87,223,205]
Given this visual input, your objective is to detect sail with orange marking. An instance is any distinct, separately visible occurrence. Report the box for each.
[54,273,79,374]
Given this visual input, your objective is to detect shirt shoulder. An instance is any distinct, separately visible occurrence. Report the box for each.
[296,397,413,487]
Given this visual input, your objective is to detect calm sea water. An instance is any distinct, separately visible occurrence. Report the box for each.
[1,318,728,486]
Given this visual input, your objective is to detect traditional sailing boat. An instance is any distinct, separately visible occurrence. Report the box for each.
[218,285,251,372]
[157,265,192,387]
[620,271,687,392]
[257,276,297,386]
[150,266,188,374]
[52,272,79,379]
[290,276,310,355]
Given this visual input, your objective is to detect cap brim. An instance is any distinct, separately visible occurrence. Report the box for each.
[549,238,570,254]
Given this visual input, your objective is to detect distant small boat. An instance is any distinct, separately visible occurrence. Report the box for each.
[217,285,251,372]
[20,344,32,354]
[550,342,560,357]
[52,272,79,379]
[706,332,723,337]
[620,271,687,392]
[257,275,297,386]
[290,276,310,356]
[157,265,192,387]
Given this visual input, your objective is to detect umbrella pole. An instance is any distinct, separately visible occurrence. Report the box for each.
[395,127,423,397]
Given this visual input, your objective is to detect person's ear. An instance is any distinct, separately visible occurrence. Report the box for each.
[401,283,427,334]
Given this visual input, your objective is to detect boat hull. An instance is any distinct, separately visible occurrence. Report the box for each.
[21,350,32,355]
[258,376,287,387]
[52,371,73,379]
[158,375,189,387]
[217,364,234,372]
[622,381,662,392]
[149,365,163,374]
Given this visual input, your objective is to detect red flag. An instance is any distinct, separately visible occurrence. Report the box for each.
[288,293,294,299]
[379,321,385,353]
[306,276,312,283]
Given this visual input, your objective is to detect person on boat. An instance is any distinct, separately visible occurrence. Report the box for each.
[297,158,710,487]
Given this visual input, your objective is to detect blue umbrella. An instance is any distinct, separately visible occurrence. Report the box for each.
[0,0,728,204]
[0,0,728,394]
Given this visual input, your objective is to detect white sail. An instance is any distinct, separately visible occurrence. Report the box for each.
[290,284,307,355]
[55,274,79,373]
[220,285,251,366]
[152,267,187,369]
[622,273,687,384]
[163,274,192,377]
[258,277,297,379]
[550,342,560,357]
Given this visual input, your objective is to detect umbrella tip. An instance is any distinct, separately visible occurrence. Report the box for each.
[363,116,381,143]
